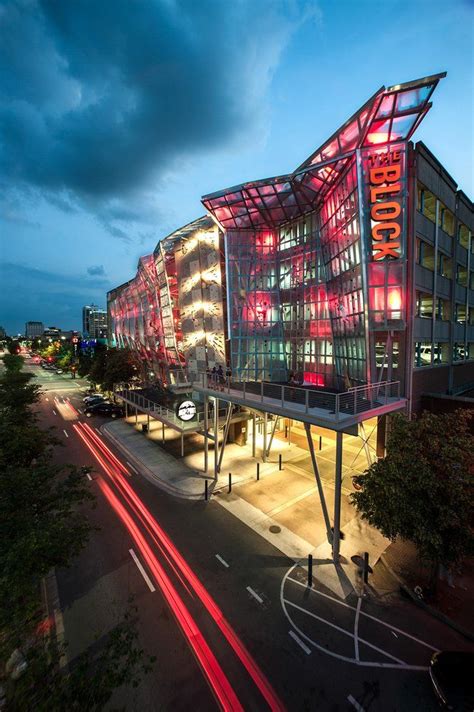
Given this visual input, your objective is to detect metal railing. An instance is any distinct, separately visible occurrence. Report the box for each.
[194,373,402,421]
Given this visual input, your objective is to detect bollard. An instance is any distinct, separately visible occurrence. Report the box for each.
[285,425,288,439]
[279,453,283,471]
[363,551,369,584]
[257,462,260,481]
[308,554,313,587]
[205,479,208,501]
[228,473,232,493]
[319,436,322,450]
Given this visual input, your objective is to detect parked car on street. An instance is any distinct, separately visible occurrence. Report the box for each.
[430,651,474,710]
[55,369,63,374]
[83,393,106,404]
[84,402,124,419]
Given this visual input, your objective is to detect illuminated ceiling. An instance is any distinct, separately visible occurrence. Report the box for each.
[202,72,446,230]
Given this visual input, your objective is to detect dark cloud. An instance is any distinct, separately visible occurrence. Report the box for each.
[87,264,106,277]
[0,0,311,234]
[0,262,110,333]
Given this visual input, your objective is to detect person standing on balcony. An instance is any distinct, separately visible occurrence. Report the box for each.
[217,364,224,391]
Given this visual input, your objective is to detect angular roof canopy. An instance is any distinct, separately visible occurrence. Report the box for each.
[202,72,446,230]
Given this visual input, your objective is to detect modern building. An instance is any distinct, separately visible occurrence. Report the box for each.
[109,72,473,413]
[25,321,44,339]
[82,304,108,339]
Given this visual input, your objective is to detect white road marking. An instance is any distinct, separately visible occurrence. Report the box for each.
[215,554,229,568]
[246,586,263,604]
[63,430,69,438]
[45,398,49,402]
[287,576,438,651]
[95,427,100,433]
[289,630,311,655]
[78,408,82,414]
[284,598,407,666]
[129,549,155,592]
[354,597,362,662]
[52,409,57,416]
[85,472,92,481]
[126,461,138,475]
[53,608,68,669]
[348,695,365,712]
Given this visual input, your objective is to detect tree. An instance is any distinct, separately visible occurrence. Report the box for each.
[351,410,474,579]
[102,349,137,392]
[88,343,108,385]
[0,369,40,418]
[7,340,21,355]
[2,353,25,372]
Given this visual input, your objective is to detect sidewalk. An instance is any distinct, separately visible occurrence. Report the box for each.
[102,420,209,499]
[101,416,390,599]
[375,539,474,641]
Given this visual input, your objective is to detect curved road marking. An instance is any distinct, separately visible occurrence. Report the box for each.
[281,564,430,671]
[354,597,361,662]
[287,575,439,652]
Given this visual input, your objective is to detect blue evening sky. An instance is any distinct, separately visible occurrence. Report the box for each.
[0,0,472,334]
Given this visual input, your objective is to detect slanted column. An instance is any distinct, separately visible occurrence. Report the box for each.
[213,397,219,480]
[203,395,209,473]
[332,431,343,562]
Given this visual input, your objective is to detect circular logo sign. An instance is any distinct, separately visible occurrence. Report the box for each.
[176,400,197,422]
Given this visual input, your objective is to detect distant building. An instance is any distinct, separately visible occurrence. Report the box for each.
[82,304,108,339]
[25,321,44,339]
[0,326,6,339]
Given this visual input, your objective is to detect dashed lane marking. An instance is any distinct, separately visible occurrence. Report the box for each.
[215,554,229,568]
[85,472,92,481]
[246,586,263,604]
[129,548,156,592]
[52,409,57,416]
[348,695,365,712]
[288,630,311,655]
[63,430,69,438]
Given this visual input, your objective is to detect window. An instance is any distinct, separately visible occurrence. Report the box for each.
[456,264,468,287]
[417,182,436,222]
[375,340,399,370]
[458,223,470,250]
[414,341,433,367]
[455,304,466,324]
[433,343,450,364]
[416,238,435,270]
[470,271,474,290]
[437,253,452,279]
[435,298,451,321]
[469,343,474,359]
[469,307,474,326]
[438,203,455,237]
[453,343,466,361]
[416,291,433,318]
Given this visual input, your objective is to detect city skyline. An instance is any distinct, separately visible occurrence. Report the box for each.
[1,0,473,334]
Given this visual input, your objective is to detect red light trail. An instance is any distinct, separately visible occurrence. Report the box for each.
[74,422,285,711]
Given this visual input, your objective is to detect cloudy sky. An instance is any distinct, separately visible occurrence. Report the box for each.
[1,0,472,334]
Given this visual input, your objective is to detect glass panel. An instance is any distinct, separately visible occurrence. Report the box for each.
[395,85,431,111]
[390,114,418,140]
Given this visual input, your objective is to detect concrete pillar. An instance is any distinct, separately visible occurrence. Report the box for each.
[262,412,267,462]
[252,413,256,458]
[332,431,343,562]
[204,395,209,473]
[213,397,219,480]
[180,433,184,458]
[162,422,165,444]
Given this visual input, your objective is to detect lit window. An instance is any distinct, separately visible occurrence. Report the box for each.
[438,203,455,237]
[416,239,435,271]
[416,291,433,319]
[455,304,466,324]
[437,253,452,279]
[456,264,468,287]
[417,183,436,222]
[436,298,451,321]
[453,343,466,361]
[414,341,432,367]
[458,223,470,250]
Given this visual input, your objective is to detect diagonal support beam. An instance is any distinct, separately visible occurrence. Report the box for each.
[304,423,333,545]
[265,416,279,458]
[217,401,233,473]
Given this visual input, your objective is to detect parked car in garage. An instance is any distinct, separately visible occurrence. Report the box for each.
[430,651,474,710]
[84,402,124,419]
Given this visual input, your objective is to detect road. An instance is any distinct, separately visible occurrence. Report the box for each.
[29,364,471,711]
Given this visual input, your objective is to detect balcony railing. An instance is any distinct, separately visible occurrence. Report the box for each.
[193,373,402,422]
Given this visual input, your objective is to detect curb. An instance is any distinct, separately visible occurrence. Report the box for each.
[380,553,474,643]
[101,424,210,501]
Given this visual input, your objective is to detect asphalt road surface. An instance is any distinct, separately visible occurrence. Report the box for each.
[28,364,472,711]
